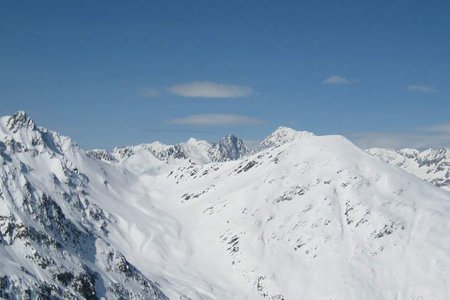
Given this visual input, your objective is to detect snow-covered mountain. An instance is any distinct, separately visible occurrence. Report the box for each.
[87,134,251,175]
[1,111,450,299]
[259,126,313,148]
[368,147,450,191]
[0,112,169,299]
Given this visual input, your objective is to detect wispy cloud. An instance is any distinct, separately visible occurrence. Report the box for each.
[350,132,441,149]
[142,128,216,134]
[168,81,253,98]
[421,123,450,133]
[407,84,437,94]
[322,75,353,85]
[349,122,450,150]
[167,113,264,126]
[139,88,162,98]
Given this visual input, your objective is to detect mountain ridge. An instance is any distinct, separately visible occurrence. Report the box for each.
[86,126,313,170]
[1,111,450,299]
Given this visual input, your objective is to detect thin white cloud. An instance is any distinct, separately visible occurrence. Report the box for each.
[421,123,450,133]
[407,84,437,94]
[139,88,162,98]
[168,81,253,98]
[167,113,264,126]
[351,132,426,149]
[349,130,450,150]
[322,75,353,85]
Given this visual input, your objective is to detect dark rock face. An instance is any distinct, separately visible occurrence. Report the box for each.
[6,111,36,133]
[212,134,250,161]
[86,150,118,163]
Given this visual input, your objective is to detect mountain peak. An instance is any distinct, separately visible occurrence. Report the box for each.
[214,133,250,161]
[261,126,314,148]
[6,111,36,133]
[218,133,239,144]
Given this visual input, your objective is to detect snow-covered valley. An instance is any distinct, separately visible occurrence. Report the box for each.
[1,111,450,299]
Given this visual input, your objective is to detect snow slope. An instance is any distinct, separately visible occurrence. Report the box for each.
[140,132,450,300]
[1,112,450,299]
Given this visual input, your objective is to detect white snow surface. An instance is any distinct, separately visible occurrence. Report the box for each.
[1,111,450,299]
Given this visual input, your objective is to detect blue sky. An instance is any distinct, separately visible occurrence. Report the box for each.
[1,0,449,149]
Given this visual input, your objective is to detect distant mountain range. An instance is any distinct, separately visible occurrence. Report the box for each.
[368,147,450,191]
[86,127,314,175]
[1,111,449,299]
[88,125,450,193]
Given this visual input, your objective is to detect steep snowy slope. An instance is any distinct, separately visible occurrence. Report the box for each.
[1,113,450,299]
[0,112,170,299]
[368,147,450,191]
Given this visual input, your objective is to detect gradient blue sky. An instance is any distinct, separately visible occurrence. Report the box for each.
[1,0,449,149]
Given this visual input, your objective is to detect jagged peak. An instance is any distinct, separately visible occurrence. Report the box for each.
[215,134,248,151]
[261,126,314,148]
[6,111,36,133]
[212,133,250,161]
[217,134,241,145]
[220,133,238,139]
[416,148,450,163]
[0,111,80,156]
